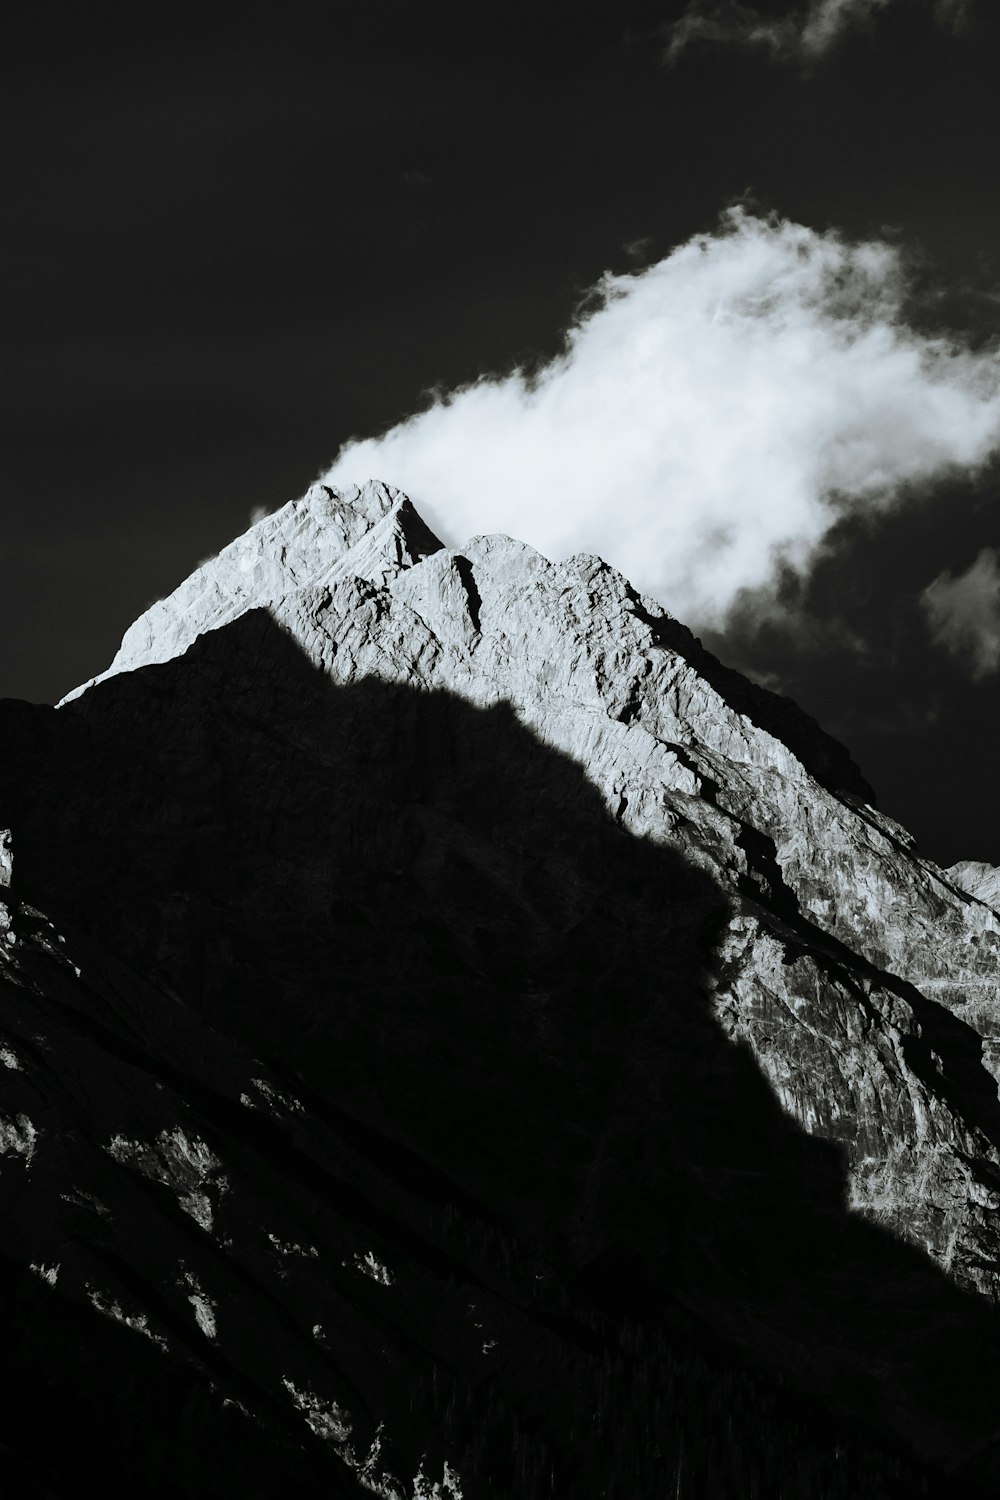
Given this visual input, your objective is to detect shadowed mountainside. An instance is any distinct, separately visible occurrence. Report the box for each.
[1,608,1000,1495]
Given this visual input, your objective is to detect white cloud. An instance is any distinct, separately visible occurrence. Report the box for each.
[664,0,967,65]
[923,548,1000,678]
[325,208,1000,631]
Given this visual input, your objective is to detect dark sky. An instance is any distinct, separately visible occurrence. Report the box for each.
[5,0,1000,864]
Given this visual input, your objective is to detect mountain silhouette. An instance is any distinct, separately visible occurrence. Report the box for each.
[3,486,1000,1495]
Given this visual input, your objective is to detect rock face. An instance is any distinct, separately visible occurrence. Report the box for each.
[947,859,1000,912]
[4,480,1000,1496]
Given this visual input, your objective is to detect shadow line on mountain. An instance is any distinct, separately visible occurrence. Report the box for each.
[2,605,1000,1492]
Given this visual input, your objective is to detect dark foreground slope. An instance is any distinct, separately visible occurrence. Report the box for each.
[2,483,1000,1496]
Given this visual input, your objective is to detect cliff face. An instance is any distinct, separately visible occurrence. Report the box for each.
[947,859,1000,911]
[4,480,1000,1496]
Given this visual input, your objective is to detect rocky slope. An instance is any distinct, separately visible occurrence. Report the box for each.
[946,859,1000,911]
[4,480,1000,1495]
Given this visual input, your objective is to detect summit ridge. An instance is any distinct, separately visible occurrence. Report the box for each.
[61,479,443,702]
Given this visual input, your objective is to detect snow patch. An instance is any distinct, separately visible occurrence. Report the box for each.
[30,1261,59,1286]
[0,1045,22,1070]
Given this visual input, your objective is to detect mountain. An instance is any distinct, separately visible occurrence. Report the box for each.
[3,479,1000,1496]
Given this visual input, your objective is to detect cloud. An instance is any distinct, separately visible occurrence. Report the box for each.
[933,0,972,28]
[325,207,1000,631]
[400,169,434,191]
[624,235,656,264]
[922,548,1000,678]
[663,0,967,65]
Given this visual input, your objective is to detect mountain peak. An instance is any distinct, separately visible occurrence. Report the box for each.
[60,479,443,703]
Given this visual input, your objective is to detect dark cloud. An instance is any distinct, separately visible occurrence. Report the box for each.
[623,235,657,263]
[698,462,1000,865]
[664,0,970,65]
[923,548,1000,678]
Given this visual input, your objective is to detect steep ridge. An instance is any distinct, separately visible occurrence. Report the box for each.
[3,481,1000,1495]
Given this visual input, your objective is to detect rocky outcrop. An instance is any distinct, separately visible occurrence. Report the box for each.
[947,859,1000,911]
[3,480,1000,1495]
